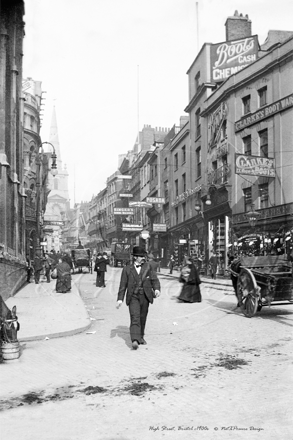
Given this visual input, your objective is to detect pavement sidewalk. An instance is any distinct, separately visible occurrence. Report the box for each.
[6,277,91,342]
[4,268,233,343]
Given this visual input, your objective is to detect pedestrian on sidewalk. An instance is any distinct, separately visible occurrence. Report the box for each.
[44,253,55,283]
[169,255,175,274]
[209,250,218,279]
[94,252,108,287]
[33,250,44,284]
[53,256,72,293]
[26,256,33,283]
[178,256,202,303]
[148,253,159,272]
[116,246,161,350]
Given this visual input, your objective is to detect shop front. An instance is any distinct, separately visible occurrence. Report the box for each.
[202,187,232,273]
[232,203,293,257]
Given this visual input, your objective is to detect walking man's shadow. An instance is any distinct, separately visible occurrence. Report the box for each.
[110,325,132,348]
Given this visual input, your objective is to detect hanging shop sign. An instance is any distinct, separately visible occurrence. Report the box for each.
[129,201,153,208]
[122,223,143,231]
[146,197,165,204]
[43,220,64,226]
[211,36,258,83]
[235,154,275,177]
[235,93,293,132]
[153,224,167,232]
[113,208,134,215]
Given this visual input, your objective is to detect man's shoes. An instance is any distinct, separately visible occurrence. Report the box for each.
[140,338,147,345]
[132,340,139,350]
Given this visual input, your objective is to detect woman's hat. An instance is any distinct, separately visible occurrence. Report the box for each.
[148,253,155,259]
[132,246,146,257]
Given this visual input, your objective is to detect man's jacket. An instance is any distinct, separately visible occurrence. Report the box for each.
[117,262,160,305]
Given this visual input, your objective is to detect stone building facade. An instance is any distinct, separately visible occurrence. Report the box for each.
[0,0,26,299]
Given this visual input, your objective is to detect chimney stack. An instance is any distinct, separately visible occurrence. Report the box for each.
[225,11,252,41]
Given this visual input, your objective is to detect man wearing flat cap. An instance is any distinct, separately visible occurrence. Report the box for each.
[116,246,161,350]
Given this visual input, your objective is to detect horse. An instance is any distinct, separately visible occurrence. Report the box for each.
[0,295,19,344]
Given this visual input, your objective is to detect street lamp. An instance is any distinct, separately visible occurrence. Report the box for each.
[246,204,261,228]
[36,142,58,251]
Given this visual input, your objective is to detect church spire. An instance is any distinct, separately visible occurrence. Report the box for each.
[49,106,61,164]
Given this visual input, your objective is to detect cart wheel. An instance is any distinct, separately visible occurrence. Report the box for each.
[237,268,260,318]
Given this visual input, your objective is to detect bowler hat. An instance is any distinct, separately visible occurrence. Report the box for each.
[132,246,146,257]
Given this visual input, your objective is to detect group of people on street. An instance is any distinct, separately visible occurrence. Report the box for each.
[26,250,73,294]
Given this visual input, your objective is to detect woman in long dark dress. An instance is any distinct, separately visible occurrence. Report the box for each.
[55,256,72,293]
[94,253,108,287]
[178,257,202,303]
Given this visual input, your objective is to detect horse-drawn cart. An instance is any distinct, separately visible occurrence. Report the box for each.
[230,255,293,318]
[71,248,92,273]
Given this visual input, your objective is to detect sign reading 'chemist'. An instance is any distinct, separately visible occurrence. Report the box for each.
[211,36,258,83]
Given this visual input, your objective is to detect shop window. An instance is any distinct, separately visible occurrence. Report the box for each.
[259,183,269,209]
[259,129,268,157]
[182,145,186,164]
[243,187,252,212]
[258,86,267,107]
[242,95,251,115]
[196,147,201,178]
[243,135,252,155]
[174,153,178,171]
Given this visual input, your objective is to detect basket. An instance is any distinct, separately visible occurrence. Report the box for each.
[1,342,20,360]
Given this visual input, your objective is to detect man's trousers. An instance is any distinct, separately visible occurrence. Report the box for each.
[128,292,149,343]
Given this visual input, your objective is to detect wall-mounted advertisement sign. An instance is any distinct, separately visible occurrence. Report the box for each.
[119,193,133,198]
[114,208,134,215]
[235,154,275,177]
[211,36,258,83]
[235,93,293,132]
[122,223,143,231]
[146,197,165,204]
[153,224,167,232]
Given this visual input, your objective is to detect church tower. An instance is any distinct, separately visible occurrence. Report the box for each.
[43,107,70,251]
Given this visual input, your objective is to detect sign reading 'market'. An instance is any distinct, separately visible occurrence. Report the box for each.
[211,36,258,83]
[235,154,275,177]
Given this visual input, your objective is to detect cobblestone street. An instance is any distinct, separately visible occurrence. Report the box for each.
[1,267,293,440]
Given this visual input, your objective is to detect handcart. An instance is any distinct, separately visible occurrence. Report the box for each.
[230,255,293,318]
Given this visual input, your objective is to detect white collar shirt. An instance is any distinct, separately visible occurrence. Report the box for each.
[135,264,141,274]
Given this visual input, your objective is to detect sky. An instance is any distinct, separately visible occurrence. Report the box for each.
[23,0,293,206]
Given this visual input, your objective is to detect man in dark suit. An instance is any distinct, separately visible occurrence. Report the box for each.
[116,246,161,350]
